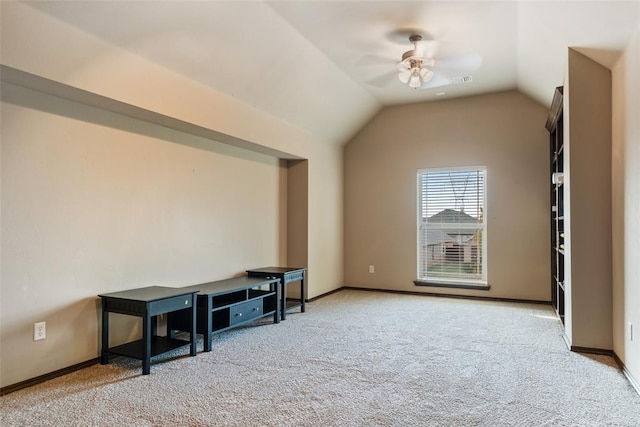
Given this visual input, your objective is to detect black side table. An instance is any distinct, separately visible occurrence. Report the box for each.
[246,267,306,320]
[99,286,197,375]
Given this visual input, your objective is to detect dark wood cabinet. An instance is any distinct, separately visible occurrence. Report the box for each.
[167,276,280,352]
[546,86,564,323]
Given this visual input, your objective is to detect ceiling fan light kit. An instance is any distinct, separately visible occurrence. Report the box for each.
[397,34,434,89]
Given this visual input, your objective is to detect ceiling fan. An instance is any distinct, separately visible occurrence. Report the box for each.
[364,32,482,90]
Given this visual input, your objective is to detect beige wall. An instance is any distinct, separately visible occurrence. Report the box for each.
[344,91,550,301]
[564,49,613,350]
[1,83,287,386]
[612,23,640,389]
[1,2,344,388]
[307,143,345,297]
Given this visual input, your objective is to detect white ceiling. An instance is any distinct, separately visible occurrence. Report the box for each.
[22,1,640,145]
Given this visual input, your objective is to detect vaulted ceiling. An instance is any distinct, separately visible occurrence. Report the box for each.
[22,1,640,145]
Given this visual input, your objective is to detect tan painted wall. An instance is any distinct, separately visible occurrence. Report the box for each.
[344,91,550,301]
[612,24,640,388]
[1,2,345,387]
[1,83,287,386]
[564,49,613,350]
[287,160,308,299]
[307,143,345,297]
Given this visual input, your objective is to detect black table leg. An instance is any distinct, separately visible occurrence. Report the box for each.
[189,295,197,356]
[203,300,212,352]
[274,280,281,324]
[203,333,211,352]
[142,313,151,375]
[300,274,306,313]
[101,303,109,364]
[281,277,288,321]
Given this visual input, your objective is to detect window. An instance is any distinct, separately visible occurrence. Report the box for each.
[416,167,487,287]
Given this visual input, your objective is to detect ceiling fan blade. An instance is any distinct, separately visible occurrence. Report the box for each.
[365,71,397,88]
[419,72,453,90]
[398,69,411,84]
[356,54,397,67]
[434,53,482,71]
[397,61,410,71]
[415,40,439,58]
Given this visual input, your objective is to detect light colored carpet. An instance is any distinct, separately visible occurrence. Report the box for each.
[1,289,639,426]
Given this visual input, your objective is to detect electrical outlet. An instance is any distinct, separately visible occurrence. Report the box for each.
[34,321,46,341]
[369,265,375,273]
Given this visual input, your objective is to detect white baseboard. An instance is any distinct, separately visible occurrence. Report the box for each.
[612,351,640,397]
[621,362,640,396]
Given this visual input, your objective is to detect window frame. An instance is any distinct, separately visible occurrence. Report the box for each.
[415,166,489,289]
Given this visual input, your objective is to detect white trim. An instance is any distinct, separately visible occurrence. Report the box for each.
[416,166,488,285]
[422,277,489,286]
[621,362,640,396]
[417,165,487,174]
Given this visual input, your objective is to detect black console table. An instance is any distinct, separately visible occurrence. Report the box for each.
[246,267,306,320]
[168,276,280,352]
[99,286,197,375]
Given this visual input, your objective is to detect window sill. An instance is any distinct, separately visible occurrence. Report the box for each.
[413,280,491,291]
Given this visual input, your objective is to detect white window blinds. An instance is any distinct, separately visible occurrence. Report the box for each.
[417,167,487,284]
